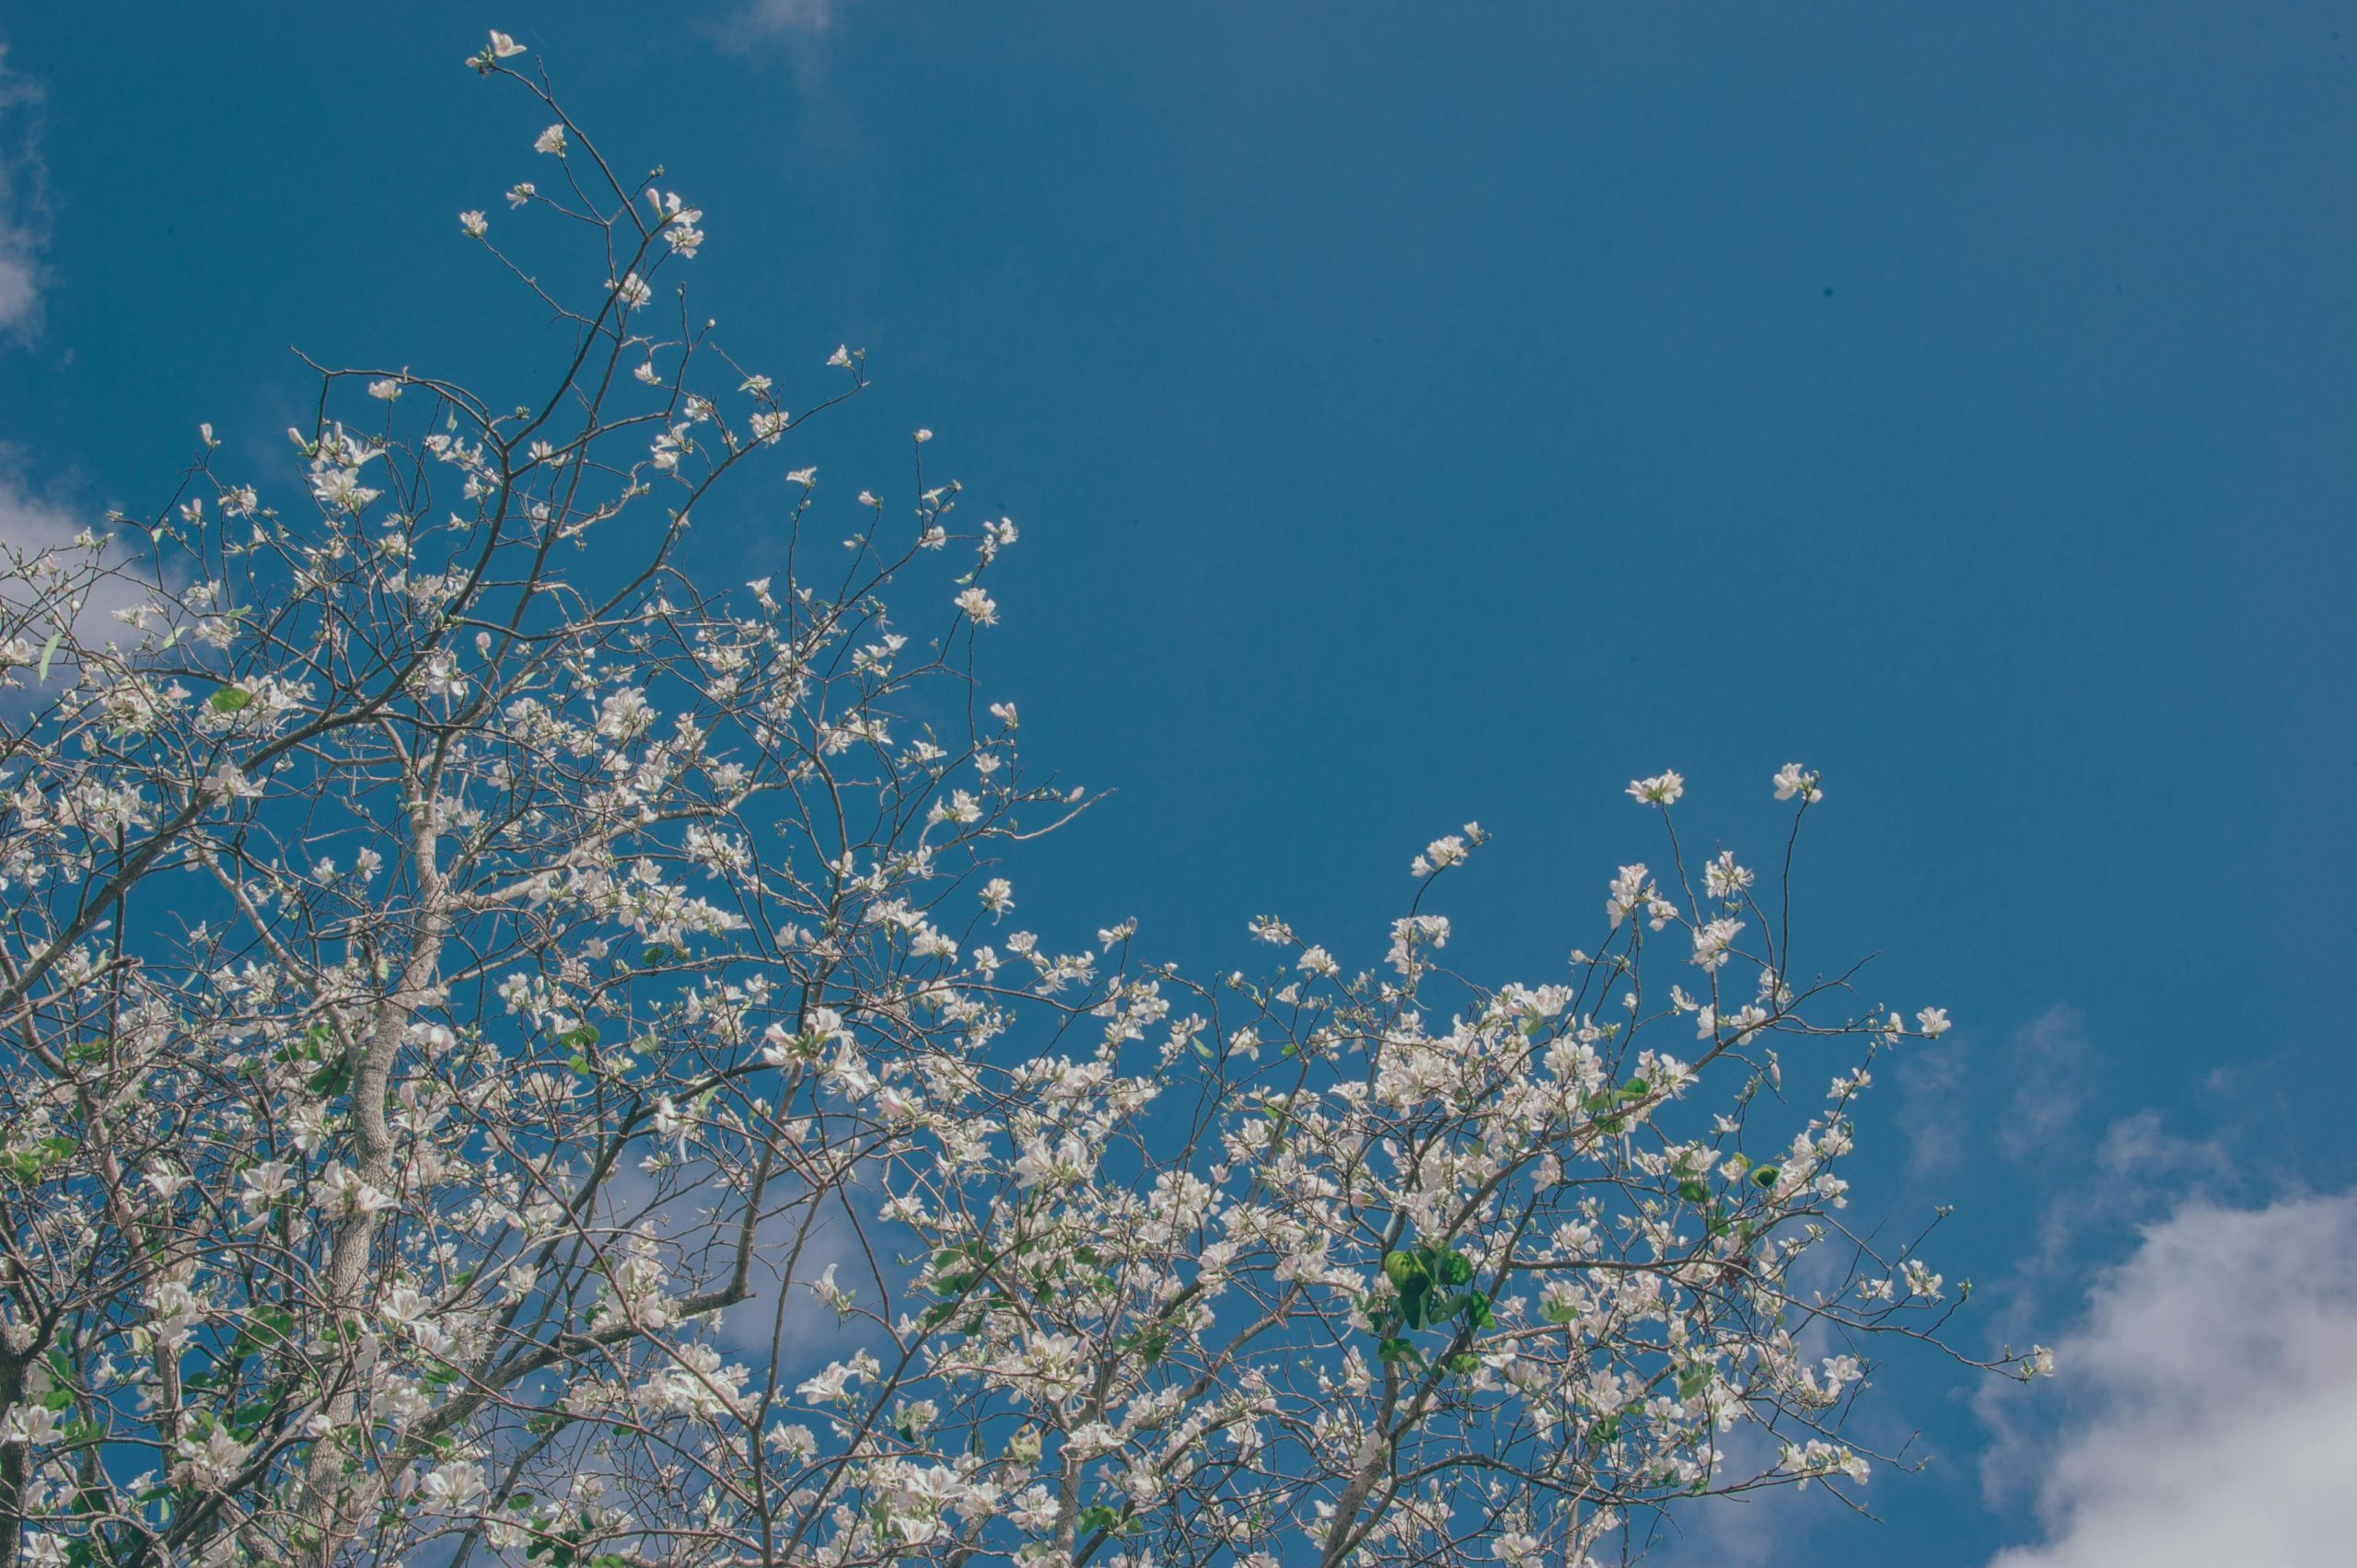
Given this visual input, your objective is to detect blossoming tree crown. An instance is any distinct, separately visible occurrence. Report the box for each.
[0,30,2045,1568]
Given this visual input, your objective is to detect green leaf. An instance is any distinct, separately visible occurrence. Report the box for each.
[246,1306,296,1346]
[6,1134,78,1180]
[209,686,255,713]
[1750,1165,1781,1190]
[36,633,60,682]
[1678,1179,1713,1204]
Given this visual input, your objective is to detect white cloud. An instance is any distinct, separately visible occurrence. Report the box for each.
[1,469,178,693]
[0,468,130,626]
[1985,1191,2357,1568]
[0,43,48,332]
[0,467,75,555]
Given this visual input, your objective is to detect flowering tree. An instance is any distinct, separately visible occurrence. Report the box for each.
[0,31,2046,1568]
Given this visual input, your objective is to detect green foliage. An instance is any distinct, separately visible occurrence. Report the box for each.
[1377,1238,1492,1345]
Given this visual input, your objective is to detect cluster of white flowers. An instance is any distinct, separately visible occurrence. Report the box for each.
[1411,820,1486,877]
[1627,769,1685,806]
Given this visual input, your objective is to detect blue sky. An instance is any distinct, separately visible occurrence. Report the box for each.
[3,4,2352,1562]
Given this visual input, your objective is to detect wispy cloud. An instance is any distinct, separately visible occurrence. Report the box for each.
[1982,1192,2357,1567]
[1995,1003,2095,1161]
[1894,1037,1968,1177]
[0,42,49,334]
[717,0,871,86]
[1635,1423,1826,1568]
[1892,1001,2096,1179]
[739,0,846,35]
[2092,1108,2228,1186]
